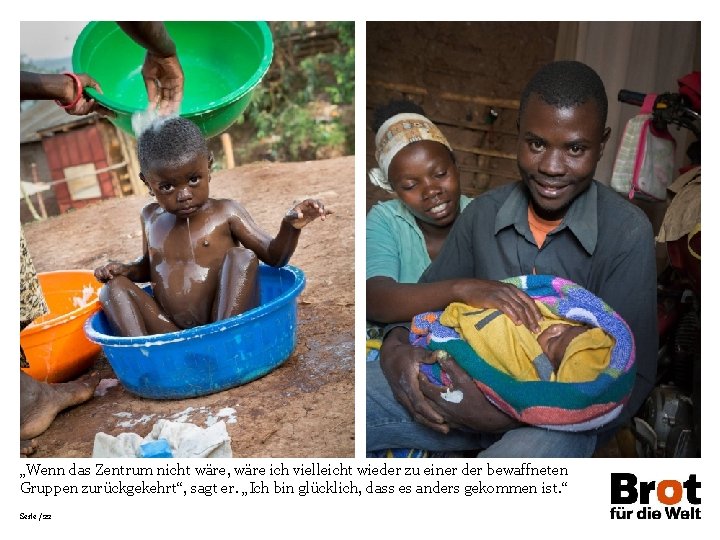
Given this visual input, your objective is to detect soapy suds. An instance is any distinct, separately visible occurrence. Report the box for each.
[113,411,156,428]
[133,336,189,347]
[131,108,179,138]
[72,285,98,309]
[94,378,119,397]
[114,406,238,430]
[171,406,198,423]
[441,389,464,404]
[117,414,156,429]
[206,407,237,426]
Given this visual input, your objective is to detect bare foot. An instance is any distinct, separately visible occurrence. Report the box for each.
[21,439,38,457]
[20,371,101,446]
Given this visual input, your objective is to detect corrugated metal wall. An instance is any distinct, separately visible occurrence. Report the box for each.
[42,125,114,213]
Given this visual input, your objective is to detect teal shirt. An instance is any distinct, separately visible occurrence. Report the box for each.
[366,195,472,284]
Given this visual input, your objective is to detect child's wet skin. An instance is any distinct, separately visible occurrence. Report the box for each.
[95,118,329,337]
[147,201,249,328]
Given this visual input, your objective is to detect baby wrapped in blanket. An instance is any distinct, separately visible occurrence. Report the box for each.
[413,275,636,431]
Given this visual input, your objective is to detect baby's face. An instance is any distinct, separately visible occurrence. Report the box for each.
[144,152,211,218]
[537,324,589,370]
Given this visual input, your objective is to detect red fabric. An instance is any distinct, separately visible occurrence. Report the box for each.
[678,71,700,113]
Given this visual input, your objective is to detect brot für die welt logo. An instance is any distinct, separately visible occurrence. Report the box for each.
[610,473,701,520]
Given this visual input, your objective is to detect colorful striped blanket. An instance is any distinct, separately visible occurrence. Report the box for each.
[412,275,636,431]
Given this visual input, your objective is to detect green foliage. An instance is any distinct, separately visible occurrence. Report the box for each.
[239,22,355,162]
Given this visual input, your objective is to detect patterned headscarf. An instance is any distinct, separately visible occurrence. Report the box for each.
[368,113,452,192]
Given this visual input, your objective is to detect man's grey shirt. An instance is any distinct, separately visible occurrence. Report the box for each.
[420,180,658,433]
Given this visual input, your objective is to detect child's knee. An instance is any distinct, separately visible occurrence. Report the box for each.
[99,276,134,305]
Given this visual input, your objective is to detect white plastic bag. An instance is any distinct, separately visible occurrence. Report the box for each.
[611,94,676,200]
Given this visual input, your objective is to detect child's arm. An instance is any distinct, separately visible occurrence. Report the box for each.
[94,215,152,283]
[94,256,150,284]
[283,199,331,229]
[228,199,331,267]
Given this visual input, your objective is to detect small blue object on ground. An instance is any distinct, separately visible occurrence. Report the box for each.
[138,439,173,458]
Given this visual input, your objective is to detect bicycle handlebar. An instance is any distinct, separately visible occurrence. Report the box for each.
[617,88,700,139]
[617,89,647,107]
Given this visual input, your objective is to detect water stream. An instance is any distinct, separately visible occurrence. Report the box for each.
[186,218,196,263]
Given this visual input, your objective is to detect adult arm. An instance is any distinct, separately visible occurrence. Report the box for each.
[368,277,541,328]
[116,22,184,114]
[367,277,463,322]
[419,353,522,432]
[20,71,111,116]
[116,22,177,56]
[380,326,519,433]
[366,200,540,327]
[379,326,449,432]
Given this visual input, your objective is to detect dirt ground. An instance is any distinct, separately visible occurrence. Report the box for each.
[23,156,355,458]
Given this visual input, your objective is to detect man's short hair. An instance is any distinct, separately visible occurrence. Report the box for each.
[519,60,608,127]
[137,116,208,173]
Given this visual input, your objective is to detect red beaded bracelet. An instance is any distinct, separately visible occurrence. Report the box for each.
[55,72,84,110]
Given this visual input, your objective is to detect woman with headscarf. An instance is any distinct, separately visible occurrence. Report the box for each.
[366,100,540,332]
[366,101,472,325]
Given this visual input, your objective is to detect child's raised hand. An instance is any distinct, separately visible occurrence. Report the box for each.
[94,262,130,283]
[284,199,333,229]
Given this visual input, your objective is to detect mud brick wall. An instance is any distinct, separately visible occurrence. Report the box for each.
[366,22,558,211]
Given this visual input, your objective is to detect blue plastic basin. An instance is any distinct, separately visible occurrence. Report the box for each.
[85,265,305,399]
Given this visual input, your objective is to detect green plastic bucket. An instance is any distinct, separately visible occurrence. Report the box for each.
[72,21,273,138]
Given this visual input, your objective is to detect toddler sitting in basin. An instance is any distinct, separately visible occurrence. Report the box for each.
[94,116,329,336]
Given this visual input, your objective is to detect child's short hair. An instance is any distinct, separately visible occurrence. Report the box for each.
[519,60,608,127]
[137,116,208,173]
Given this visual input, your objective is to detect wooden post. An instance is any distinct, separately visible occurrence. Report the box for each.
[30,162,47,219]
[20,181,41,221]
[221,132,235,169]
[117,129,144,195]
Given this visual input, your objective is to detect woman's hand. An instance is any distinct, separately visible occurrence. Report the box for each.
[456,279,542,332]
[379,328,450,433]
[419,352,520,433]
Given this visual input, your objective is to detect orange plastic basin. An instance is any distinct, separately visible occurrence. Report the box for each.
[21,270,103,383]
